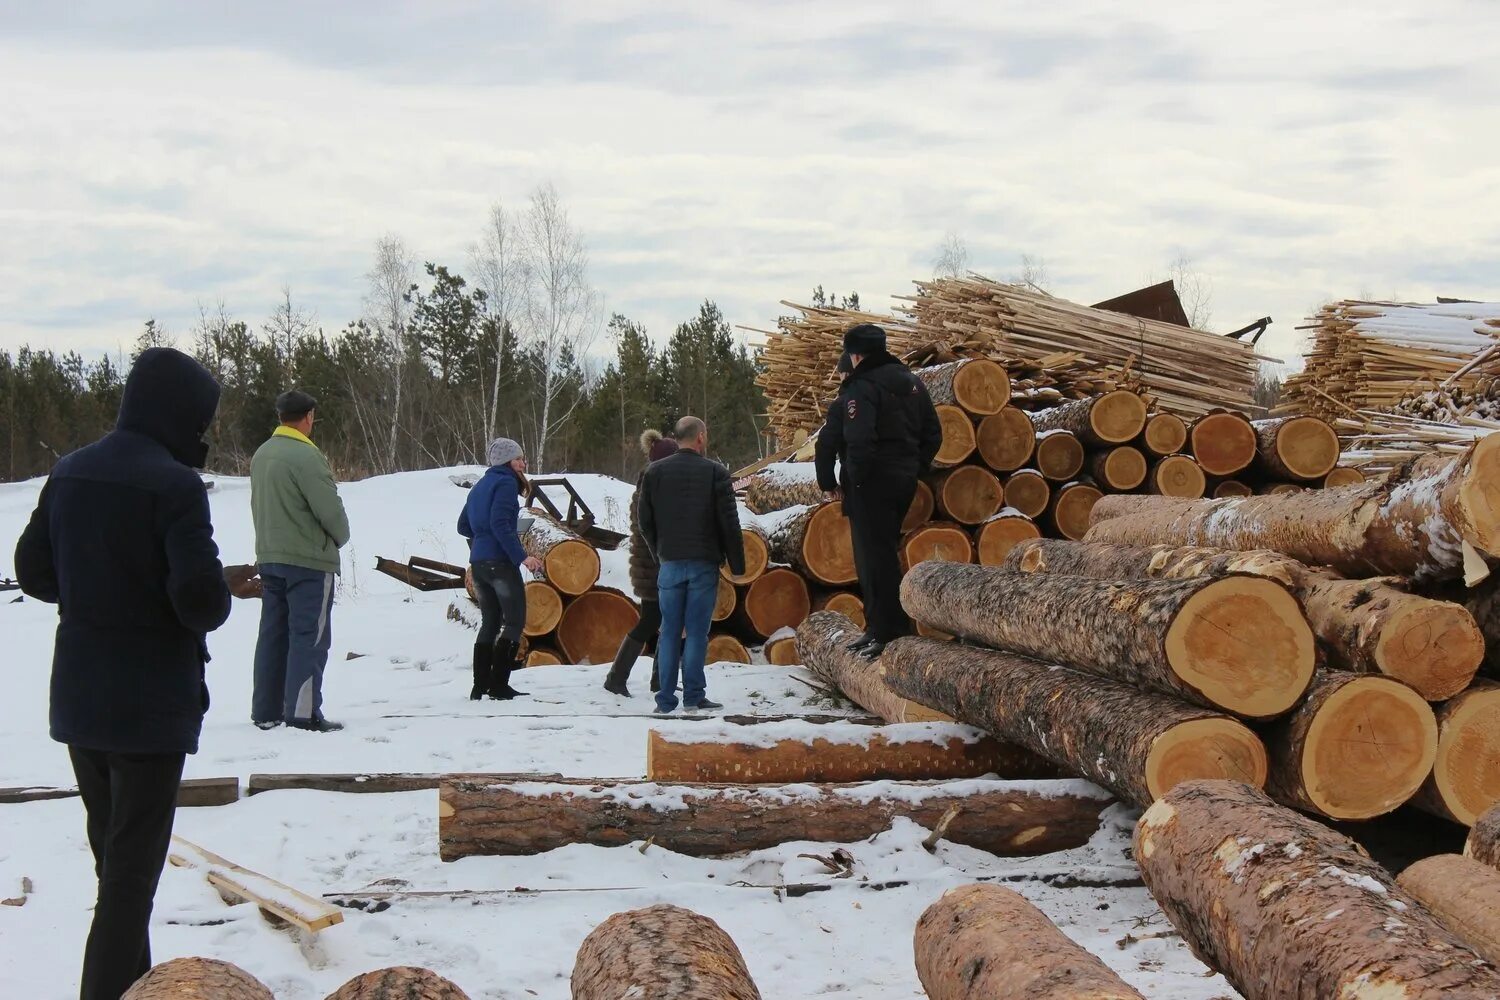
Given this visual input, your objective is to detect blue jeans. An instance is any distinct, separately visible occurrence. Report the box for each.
[252,563,335,724]
[654,560,719,712]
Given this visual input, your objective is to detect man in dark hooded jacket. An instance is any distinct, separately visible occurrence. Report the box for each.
[815,324,942,658]
[14,347,233,1000]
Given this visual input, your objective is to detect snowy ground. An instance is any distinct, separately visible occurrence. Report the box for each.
[0,468,1239,999]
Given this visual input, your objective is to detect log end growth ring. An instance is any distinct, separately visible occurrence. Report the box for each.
[804,502,858,586]
[1376,600,1484,700]
[1304,676,1437,820]
[1429,684,1500,826]
[1100,447,1148,490]
[935,405,977,466]
[902,524,974,571]
[976,408,1035,472]
[1002,471,1050,519]
[903,480,936,533]
[976,515,1042,566]
[1144,412,1188,456]
[723,528,770,584]
[1091,390,1150,444]
[1035,433,1085,481]
[1459,432,1500,557]
[1191,412,1257,477]
[557,590,640,666]
[544,540,601,596]
[952,358,1011,415]
[1163,577,1316,718]
[1153,455,1206,498]
[523,581,563,636]
[1146,718,1269,800]
[1273,416,1341,480]
[742,567,812,636]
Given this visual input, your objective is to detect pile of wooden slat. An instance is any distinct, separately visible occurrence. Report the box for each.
[1281,299,1500,422]
[897,275,1262,419]
[1337,379,1500,473]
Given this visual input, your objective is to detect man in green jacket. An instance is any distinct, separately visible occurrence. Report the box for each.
[250,390,351,732]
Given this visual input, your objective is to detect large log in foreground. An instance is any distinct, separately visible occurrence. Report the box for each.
[1005,539,1483,699]
[325,967,471,1000]
[437,776,1112,860]
[899,561,1315,719]
[1086,435,1500,580]
[123,959,274,1000]
[796,611,950,722]
[1414,681,1500,825]
[1398,855,1500,966]
[1264,671,1437,820]
[646,721,1055,784]
[572,904,761,1000]
[882,637,1267,807]
[1136,779,1500,1000]
[914,884,1145,1000]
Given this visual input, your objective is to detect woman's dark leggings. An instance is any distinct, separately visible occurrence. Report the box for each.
[628,599,663,646]
[472,559,526,645]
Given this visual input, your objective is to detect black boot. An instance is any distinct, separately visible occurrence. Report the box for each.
[489,637,527,700]
[604,636,645,697]
[649,648,660,693]
[470,641,493,701]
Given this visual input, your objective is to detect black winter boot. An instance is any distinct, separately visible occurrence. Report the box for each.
[489,637,527,700]
[604,635,645,697]
[649,648,660,693]
[470,641,492,701]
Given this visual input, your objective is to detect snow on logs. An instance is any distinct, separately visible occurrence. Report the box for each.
[1004,539,1483,700]
[796,611,951,723]
[436,776,1112,860]
[880,637,1267,807]
[324,968,471,999]
[769,501,856,587]
[571,904,761,1000]
[898,561,1316,719]
[913,885,1146,1000]
[915,357,1011,416]
[1085,435,1500,580]
[1264,671,1437,820]
[645,720,1054,785]
[1029,390,1148,448]
[742,464,824,516]
[1136,780,1500,1000]
[1415,681,1500,825]
[122,958,274,1000]
[1397,855,1500,967]
[520,512,600,596]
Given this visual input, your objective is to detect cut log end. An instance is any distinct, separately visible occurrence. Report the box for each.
[1302,676,1438,820]
[523,581,564,637]
[1212,480,1253,498]
[707,634,751,664]
[816,591,866,628]
[976,408,1035,472]
[723,527,770,584]
[542,539,601,596]
[764,635,800,665]
[1050,482,1103,541]
[1143,412,1188,456]
[713,575,736,622]
[976,514,1042,566]
[1459,432,1500,556]
[931,465,1004,524]
[1323,467,1367,489]
[1377,600,1485,700]
[903,480,935,533]
[1002,471,1051,519]
[1093,446,1148,492]
[935,405,978,467]
[524,647,563,667]
[1146,717,1268,801]
[902,523,974,571]
[1422,682,1500,826]
[1035,432,1085,481]
[1191,412,1257,477]
[1089,390,1150,444]
[1163,576,1315,719]
[1150,455,1207,499]
[738,567,811,638]
[951,358,1011,415]
[1268,416,1341,480]
[556,590,640,666]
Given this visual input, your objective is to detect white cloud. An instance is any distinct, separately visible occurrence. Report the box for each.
[1,0,1497,370]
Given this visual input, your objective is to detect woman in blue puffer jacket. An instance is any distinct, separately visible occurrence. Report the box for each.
[458,437,543,700]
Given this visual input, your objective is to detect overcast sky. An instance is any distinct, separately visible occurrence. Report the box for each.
[3,1,1498,369]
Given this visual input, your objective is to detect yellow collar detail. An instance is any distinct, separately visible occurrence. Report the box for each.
[273,426,316,447]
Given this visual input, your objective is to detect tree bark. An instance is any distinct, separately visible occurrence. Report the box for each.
[915,358,1011,416]
[1466,801,1500,868]
[1034,430,1085,481]
[1002,469,1051,518]
[1414,681,1500,825]
[1086,436,1500,580]
[324,968,471,1000]
[1005,539,1483,699]
[934,404,978,467]
[796,610,951,722]
[1136,779,1500,1000]
[556,589,640,666]
[571,905,760,1000]
[1049,481,1104,542]
[914,884,1146,1000]
[901,522,974,572]
[927,465,1004,524]
[1029,391,1148,446]
[1089,446,1148,492]
[522,512,601,596]
[1141,411,1188,457]
[1264,671,1437,820]
[976,408,1035,472]
[731,567,809,640]
[645,722,1054,784]
[743,465,823,515]
[438,776,1113,860]
[899,560,1315,719]
[524,581,564,636]
[1188,410,1257,476]
[1254,415,1341,482]
[1397,855,1500,967]
[975,511,1041,566]
[1148,455,1206,498]
[882,637,1267,807]
[769,502,856,586]
[723,525,770,585]
[123,958,273,1000]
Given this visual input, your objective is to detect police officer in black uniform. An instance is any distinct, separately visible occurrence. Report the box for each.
[815,324,943,658]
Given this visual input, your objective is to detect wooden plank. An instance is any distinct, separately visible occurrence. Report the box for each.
[2,776,239,807]
[246,772,563,796]
[168,836,344,934]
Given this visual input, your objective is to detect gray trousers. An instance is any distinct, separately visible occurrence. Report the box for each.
[252,562,335,723]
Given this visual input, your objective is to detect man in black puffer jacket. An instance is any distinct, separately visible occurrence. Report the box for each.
[14,347,233,1000]
[815,324,942,659]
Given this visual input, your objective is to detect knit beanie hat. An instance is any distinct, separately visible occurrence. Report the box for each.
[640,428,678,462]
[842,323,887,356]
[487,437,524,467]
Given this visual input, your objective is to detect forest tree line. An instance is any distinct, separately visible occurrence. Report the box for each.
[0,186,780,483]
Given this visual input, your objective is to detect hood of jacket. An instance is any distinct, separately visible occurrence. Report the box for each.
[116,348,222,469]
[483,463,522,494]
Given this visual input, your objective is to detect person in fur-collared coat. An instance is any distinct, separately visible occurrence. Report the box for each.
[603,429,678,696]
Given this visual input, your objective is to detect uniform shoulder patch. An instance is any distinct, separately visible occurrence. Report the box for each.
[846,398,858,419]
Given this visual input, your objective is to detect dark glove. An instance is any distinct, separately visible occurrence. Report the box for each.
[223,564,263,599]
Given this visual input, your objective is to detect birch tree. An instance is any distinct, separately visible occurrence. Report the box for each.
[470,202,526,447]
[363,235,416,472]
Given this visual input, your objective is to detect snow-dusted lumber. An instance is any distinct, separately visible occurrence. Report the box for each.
[167,836,344,934]
[1415,681,1500,825]
[571,904,761,1000]
[881,636,1267,807]
[246,772,559,795]
[324,967,471,1000]
[520,511,600,596]
[1136,780,1500,1000]
[437,776,1112,860]
[899,561,1315,719]
[1087,436,1500,580]
[796,611,952,723]
[1397,855,1500,966]
[914,884,1146,1000]
[742,464,823,515]
[122,958,273,1000]
[645,720,1052,785]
